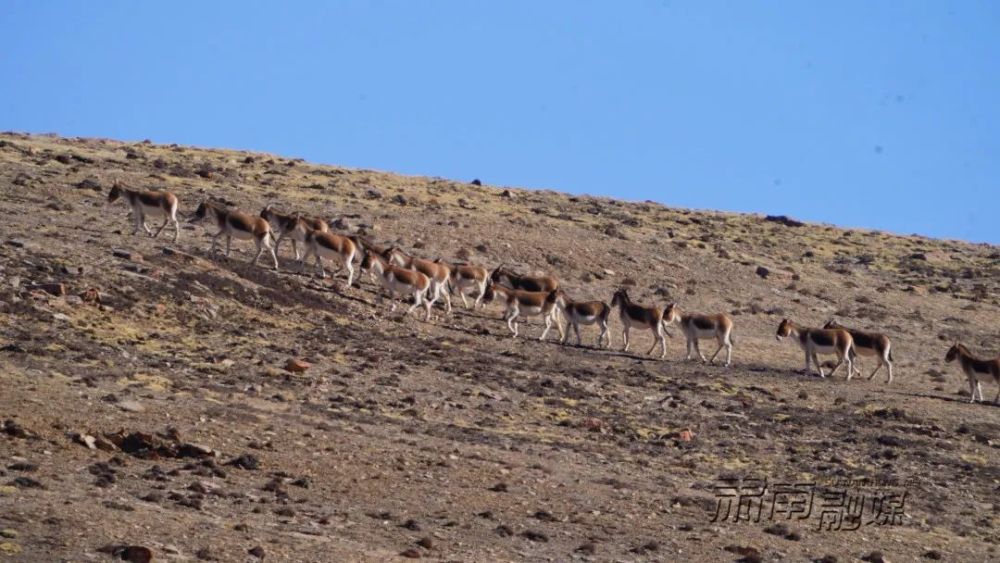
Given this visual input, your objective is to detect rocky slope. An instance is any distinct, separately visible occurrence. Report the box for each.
[0,132,997,562]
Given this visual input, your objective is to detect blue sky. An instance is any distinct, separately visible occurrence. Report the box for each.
[3,2,998,243]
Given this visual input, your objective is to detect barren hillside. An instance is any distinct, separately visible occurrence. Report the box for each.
[0,132,997,562]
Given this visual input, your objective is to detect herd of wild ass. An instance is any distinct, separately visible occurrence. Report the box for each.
[106,183,1000,404]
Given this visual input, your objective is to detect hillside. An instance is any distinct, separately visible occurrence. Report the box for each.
[0,132,998,562]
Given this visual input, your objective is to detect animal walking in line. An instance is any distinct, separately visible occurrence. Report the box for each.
[490,265,560,292]
[360,250,435,321]
[945,343,999,404]
[438,259,489,310]
[300,228,357,289]
[610,288,669,358]
[260,205,328,260]
[775,319,854,379]
[191,201,278,270]
[557,292,611,348]
[484,283,563,341]
[664,303,735,367]
[107,183,180,242]
[386,247,453,313]
[823,320,894,383]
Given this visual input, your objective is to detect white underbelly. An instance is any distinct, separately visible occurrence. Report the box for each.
[228,229,255,241]
[138,203,168,217]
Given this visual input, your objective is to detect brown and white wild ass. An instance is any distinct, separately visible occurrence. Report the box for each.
[557,292,611,348]
[490,265,559,292]
[437,259,489,310]
[664,303,735,367]
[945,343,999,404]
[360,250,435,321]
[823,320,894,383]
[386,247,453,313]
[484,283,563,341]
[107,183,180,242]
[192,201,278,269]
[610,288,668,358]
[775,319,854,379]
[260,205,328,260]
[300,228,357,289]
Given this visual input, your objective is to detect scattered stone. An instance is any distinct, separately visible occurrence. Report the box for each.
[28,282,65,296]
[400,548,422,558]
[98,545,153,563]
[522,530,548,542]
[284,359,311,373]
[678,429,693,442]
[764,215,804,227]
[471,178,482,186]
[0,530,16,539]
[10,476,42,489]
[416,537,433,549]
[494,524,513,537]
[391,194,408,206]
[195,547,219,560]
[862,552,888,563]
[500,189,512,198]
[488,482,508,492]
[73,433,98,449]
[922,550,942,560]
[400,519,421,531]
[248,545,265,559]
[118,401,146,413]
[226,454,261,470]
[74,178,102,191]
[575,542,596,555]
[630,541,659,554]
[112,249,143,262]
[724,545,762,563]
[7,462,37,472]
[755,266,770,279]
[364,188,383,200]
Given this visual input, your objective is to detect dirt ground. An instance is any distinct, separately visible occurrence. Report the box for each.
[0,132,997,562]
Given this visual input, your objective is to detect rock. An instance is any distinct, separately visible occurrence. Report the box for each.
[400,519,421,531]
[0,530,17,539]
[522,530,548,542]
[195,547,219,560]
[575,542,596,555]
[73,433,97,450]
[112,249,143,262]
[11,477,43,489]
[755,266,770,279]
[678,429,693,442]
[488,482,508,492]
[471,179,482,186]
[391,194,408,206]
[862,552,888,563]
[248,545,266,558]
[500,189,512,198]
[79,287,101,305]
[28,283,65,296]
[226,454,261,470]
[630,541,659,554]
[922,550,942,560]
[74,178,103,191]
[6,240,25,249]
[724,545,762,563]
[118,401,146,413]
[416,537,433,549]
[764,215,804,227]
[364,188,383,200]
[284,359,311,373]
[400,548,421,558]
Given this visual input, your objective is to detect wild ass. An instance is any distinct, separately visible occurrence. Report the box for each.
[107,183,180,242]
[557,292,611,348]
[484,283,563,341]
[300,228,357,289]
[945,343,999,404]
[386,247,453,313]
[490,265,559,292]
[775,319,854,379]
[610,288,668,358]
[437,259,489,310]
[260,205,328,260]
[823,320,894,383]
[360,250,434,321]
[664,303,735,367]
[192,201,278,269]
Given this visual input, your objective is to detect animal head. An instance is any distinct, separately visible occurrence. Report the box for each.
[945,343,963,363]
[260,204,277,222]
[190,201,210,222]
[107,183,124,203]
[611,288,629,307]
[822,319,843,330]
[663,303,680,324]
[489,264,507,283]
[776,318,793,340]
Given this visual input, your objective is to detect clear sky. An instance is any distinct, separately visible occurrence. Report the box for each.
[3,2,998,243]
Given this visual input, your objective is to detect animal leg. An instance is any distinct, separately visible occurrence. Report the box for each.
[154,216,169,238]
